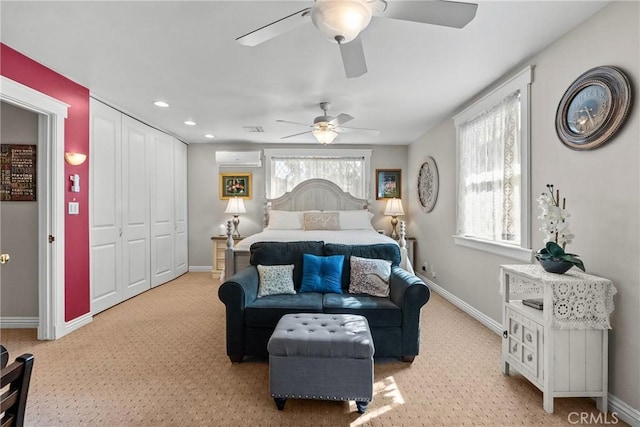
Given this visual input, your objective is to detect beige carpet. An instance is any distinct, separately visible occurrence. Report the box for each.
[1,273,623,426]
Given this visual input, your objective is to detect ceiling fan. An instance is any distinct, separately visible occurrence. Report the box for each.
[236,0,478,78]
[278,102,380,144]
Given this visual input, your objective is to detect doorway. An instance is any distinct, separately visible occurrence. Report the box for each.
[0,76,67,340]
[0,102,40,330]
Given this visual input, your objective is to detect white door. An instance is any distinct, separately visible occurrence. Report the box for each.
[121,116,151,299]
[173,140,188,276]
[90,100,122,313]
[150,130,174,286]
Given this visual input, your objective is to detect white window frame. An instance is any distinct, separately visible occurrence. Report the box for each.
[263,148,372,199]
[453,66,533,262]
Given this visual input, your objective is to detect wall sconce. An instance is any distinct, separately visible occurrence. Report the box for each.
[225,197,247,238]
[384,198,405,240]
[64,152,87,166]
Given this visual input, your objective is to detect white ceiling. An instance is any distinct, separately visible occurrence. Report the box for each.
[1,1,609,145]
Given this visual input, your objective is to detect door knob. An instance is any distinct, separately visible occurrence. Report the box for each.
[0,253,10,264]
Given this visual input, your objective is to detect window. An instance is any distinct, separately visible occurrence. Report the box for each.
[264,149,371,199]
[453,67,532,261]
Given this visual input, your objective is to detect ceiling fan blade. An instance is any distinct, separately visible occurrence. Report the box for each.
[335,126,380,136]
[276,119,313,128]
[339,36,368,78]
[329,113,354,126]
[236,8,311,46]
[281,130,313,139]
[383,1,478,29]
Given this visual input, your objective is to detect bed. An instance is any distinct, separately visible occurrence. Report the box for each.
[223,179,412,279]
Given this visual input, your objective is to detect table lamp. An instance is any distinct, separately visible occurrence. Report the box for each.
[225,197,246,238]
[384,198,404,240]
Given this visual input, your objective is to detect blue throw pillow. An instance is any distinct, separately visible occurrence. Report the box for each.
[300,253,344,293]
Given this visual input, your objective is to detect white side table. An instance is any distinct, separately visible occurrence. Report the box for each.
[500,264,616,413]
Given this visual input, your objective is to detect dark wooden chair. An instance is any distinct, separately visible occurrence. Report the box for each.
[0,346,8,370]
[1,354,34,427]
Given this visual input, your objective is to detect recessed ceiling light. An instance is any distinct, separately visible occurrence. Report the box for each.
[184,120,196,126]
[204,134,215,139]
[153,101,169,108]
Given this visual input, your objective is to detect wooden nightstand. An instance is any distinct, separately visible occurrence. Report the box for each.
[211,236,243,279]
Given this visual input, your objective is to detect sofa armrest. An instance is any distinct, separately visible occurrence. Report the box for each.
[389,267,430,308]
[218,266,259,308]
[389,266,430,357]
[218,266,259,361]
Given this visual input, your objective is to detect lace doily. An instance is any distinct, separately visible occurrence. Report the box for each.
[501,264,617,330]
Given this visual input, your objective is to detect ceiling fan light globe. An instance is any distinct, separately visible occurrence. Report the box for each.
[311,0,372,44]
[312,128,338,145]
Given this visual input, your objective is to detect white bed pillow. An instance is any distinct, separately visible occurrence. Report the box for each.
[339,210,375,230]
[266,210,303,230]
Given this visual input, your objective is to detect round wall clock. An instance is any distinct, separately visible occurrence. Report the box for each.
[555,66,632,150]
[417,156,438,213]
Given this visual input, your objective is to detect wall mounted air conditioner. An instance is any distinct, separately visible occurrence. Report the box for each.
[215,151,262,168]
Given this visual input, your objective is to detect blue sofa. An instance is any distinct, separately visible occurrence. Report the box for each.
[218,241,430,363]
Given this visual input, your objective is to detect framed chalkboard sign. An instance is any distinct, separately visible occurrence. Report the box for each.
[1,144,37,201]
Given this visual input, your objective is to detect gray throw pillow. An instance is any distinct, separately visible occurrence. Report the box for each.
[349,256,392,297]
[257,264,296,298]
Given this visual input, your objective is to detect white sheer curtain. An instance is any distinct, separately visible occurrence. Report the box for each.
[456,90,521,244]
[269,156,366,199]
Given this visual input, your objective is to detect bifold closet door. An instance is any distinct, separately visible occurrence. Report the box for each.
[150,131,175,287]
[90,100,122,314]
[173,140,188,276]
[121,116,151,299]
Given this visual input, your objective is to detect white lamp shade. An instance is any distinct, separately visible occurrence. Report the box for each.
[384,198,404,216]
[225,197,246,214]
[311,0,372,44]
[312,128,338,145]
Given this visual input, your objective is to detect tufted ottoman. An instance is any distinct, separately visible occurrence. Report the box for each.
[267,313,375,413]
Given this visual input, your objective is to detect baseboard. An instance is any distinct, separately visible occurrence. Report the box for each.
[608,394,640,426]
[417,273,640,423]
[0,317,38,328]
[189,266,213,273]
[418,273,502,335]
[60,312,92,338]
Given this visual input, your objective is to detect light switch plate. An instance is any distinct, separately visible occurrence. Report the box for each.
[68,202,79,215]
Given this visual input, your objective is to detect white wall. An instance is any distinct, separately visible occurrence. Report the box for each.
[408,1,639,411]
[0,101,39,317]
[187,143,408,267]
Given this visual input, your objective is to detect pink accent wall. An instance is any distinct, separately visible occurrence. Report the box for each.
[1,43,90,321]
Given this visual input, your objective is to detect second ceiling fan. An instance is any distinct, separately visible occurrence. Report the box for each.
[236,0,478,78]
[278,102,380,144]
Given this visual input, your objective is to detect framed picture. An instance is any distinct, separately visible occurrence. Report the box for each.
[376,169,401,199]
[220,173,252,199]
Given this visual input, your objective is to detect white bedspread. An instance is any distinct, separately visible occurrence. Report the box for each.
[232,229,414,274]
